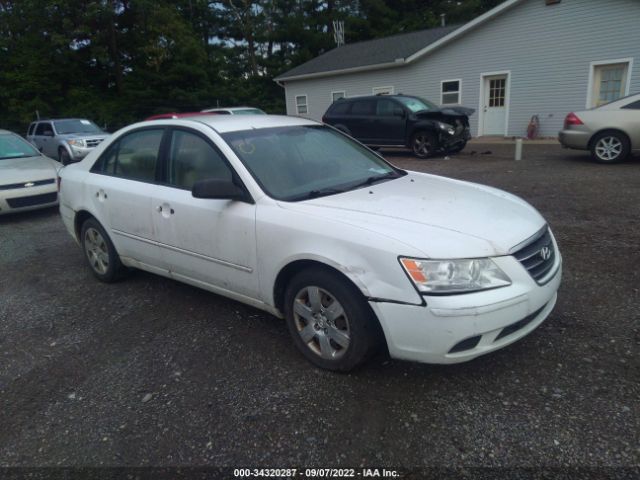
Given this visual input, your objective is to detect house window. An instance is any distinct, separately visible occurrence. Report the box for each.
[589,60,632,108]
[372,86,394,95]
[295,95,308,115]
[441,80,461,105]
[331,91,345,102]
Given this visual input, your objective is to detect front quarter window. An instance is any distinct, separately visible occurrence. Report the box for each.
[222,125,404,201]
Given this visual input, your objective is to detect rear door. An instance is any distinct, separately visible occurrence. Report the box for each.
[347,99,376,143]
[151,128,259,298]
[87,127,166,269]
[371,98,406,145]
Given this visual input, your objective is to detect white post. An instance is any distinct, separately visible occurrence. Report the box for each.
[515,138,523,161]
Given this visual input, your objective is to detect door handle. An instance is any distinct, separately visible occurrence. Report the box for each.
[96,189,107,200]
[156,204,175,215]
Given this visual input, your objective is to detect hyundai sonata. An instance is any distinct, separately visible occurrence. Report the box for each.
[59,115,561,371]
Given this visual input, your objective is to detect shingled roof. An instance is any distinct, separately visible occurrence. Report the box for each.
[275,25,461,82]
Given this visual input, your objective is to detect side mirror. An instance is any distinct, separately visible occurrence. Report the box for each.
[393,108,406,118]
[192,178,252,203]
[44,130,54,137]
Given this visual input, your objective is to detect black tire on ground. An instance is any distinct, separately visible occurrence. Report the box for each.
[58,148,71,166]
[283,267,382,371]
[446,140,467,155]
[590,131,630,164]
[411,130,438,159]
[80,217,126,283]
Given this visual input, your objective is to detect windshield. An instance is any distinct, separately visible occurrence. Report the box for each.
[0,133,40,160]
[223,125,404,201]
[396,96,438,113]
[233,108,266,115]
[54,119,103,134]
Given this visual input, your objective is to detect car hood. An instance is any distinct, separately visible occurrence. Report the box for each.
[438,106,475,117]
[0,155,59,184]
[278,172,545,258]
[58,133,110,140]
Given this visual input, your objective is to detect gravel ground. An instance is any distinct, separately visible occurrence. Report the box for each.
[0,143,638,475]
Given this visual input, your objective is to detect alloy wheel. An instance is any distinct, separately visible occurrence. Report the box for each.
[84,227,109,275]
[292,286,351,360]
[595,136,623,162]
[413,133,433,157]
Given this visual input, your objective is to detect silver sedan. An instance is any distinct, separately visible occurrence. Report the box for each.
[0,130,60,215]
[559,93,640,163]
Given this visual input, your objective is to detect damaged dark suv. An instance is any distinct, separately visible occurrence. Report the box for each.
[322,94,474,158]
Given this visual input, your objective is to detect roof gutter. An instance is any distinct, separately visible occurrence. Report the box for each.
[274,58,406,83]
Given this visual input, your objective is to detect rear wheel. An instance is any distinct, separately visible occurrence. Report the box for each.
[284,268,381,371]
[590,131,630,163]
[80,218,126,282]
[411,131,438,159]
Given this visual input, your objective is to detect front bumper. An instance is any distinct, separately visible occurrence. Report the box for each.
[0,183,58,215]
[68,145,94,161]
[370,252,562,364]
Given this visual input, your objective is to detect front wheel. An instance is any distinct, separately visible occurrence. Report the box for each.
[411,131,438,159]
[590,132,630,163]
[80,218,126,282]
[58,148,71,166]
[284,268,381,371]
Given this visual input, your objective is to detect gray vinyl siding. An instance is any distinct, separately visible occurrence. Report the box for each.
[282,0,640,137]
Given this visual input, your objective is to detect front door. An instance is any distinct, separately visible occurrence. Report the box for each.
[482,74,508,135]
[152,128,259,299]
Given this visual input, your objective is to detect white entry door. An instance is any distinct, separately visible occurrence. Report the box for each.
[482,74,508,135]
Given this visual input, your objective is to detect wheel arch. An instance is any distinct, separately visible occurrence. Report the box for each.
[588,128,631,150]
[273,259,368,313]
[74,209,96,242]
[273,258,388,350]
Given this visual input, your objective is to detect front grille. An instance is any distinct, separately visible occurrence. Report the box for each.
[0,178,55,191]
[513,227,556,283]
[6,192,57,208]
[85,138,104,148]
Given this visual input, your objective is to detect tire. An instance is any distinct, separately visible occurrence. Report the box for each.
[80,218,126,282]
[590,131,630,163]
[283,267,382,371]
[446,140,467,155]
[411,131,438,159]
[58,148,71,166]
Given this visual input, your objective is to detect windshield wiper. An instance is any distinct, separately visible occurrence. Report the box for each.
[349,171,401,190]
[295,187,346,200]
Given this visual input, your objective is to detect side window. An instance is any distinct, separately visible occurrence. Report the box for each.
[91,129,163,182]
[376,99,397,116]
[329,102,350,115]
[622,100,640,109]
[167,130,233,190]
[35,122,52,135]
[27,124,35,136]
[351,100,375,116]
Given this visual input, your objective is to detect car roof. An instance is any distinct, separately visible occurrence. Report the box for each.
[146,112,213,120]
[30,118,91,123]
[0,129,15,135]
[137,114,317,134]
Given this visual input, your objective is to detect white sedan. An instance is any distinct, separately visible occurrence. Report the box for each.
[59,115,561,371]
[0,130,60,215]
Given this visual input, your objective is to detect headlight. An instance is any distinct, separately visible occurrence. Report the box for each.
[400,257,511,294]
[67,139,85,147]
[437,122,455,135]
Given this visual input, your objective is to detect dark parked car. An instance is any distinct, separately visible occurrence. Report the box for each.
[322,95,474,158]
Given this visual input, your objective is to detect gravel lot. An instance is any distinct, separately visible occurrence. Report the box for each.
[0,143,638,475]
